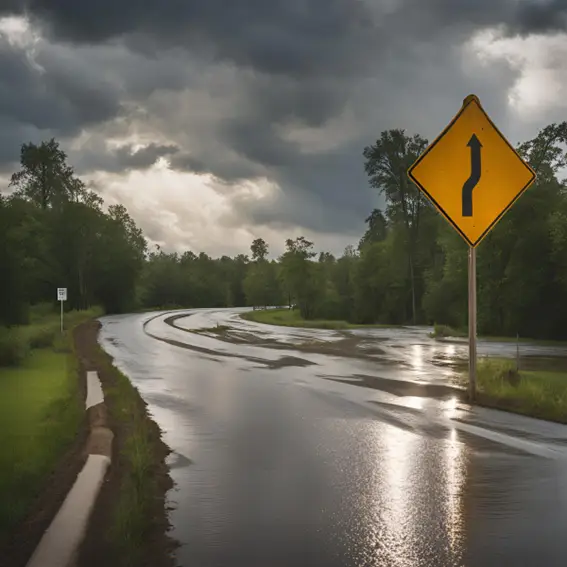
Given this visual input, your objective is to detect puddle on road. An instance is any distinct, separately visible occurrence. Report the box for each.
[167,450,193,470]
[150,310,567,389]
[144,318,317,370]
[320,373,464,401]
[162,313,398,363]
[255,356,316,369]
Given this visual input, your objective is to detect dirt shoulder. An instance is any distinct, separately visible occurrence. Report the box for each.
[75,319,178,567]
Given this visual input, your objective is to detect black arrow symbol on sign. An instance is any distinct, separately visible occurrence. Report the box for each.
[462,134,482,217]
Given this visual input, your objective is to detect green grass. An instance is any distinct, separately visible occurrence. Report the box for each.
[0,306,102,541]
[479,335,567,346]
[469,357,567,423]
[93,338,166,566]
[430,323,567,345]
[241,308,397,330]
[0,306,104,367]
[0,347,82,538]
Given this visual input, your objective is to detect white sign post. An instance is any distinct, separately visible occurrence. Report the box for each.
[57,288,67,333]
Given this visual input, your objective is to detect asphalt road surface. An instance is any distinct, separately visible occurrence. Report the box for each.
[99,308,567,567]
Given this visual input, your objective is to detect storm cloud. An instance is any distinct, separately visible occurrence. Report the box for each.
[0,1,566,254]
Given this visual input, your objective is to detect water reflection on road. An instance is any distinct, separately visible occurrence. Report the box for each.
[99,309,567,567]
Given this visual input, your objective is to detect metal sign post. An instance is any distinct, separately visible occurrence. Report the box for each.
[57,288,67,333]
[407,93,536,403]
[468,247,477,399]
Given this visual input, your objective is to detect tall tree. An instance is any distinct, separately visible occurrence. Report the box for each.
[245,239,280,309]
[250,238,268,262]
[363,130,429,323]
[358,208,388,251]
[279,237,320,318]
[9,139,85,209]
[0,197,29,324]
[244,261,280,309]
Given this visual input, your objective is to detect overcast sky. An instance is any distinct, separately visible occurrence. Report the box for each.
[1,0,566,257]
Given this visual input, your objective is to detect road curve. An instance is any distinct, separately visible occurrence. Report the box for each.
[99,308,567,567]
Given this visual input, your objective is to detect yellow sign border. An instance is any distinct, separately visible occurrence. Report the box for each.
[407,95,536,248]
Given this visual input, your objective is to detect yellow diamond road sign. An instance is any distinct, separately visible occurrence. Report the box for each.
[408,95,536,247]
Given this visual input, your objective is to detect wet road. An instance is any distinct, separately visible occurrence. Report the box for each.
[100,309,567,567]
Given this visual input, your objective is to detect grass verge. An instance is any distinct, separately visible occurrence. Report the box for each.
[468,357,567,423]
[0,306,104,366]
[479,335,567,346]
[241,308,398,330]
[0,349,81,538]
[430,323,567,346]
[76,320,176,567]
[0,307,100,546]
[100,352,157,563]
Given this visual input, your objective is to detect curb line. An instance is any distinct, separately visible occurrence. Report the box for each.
[26,371,113,567]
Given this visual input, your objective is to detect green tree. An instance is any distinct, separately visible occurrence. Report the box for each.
[279,237,320,318]
[358,209,387,251]
[244,261,280,309]
[9,139,85,209]
[0,197,29,324]
[250,238,268,262]
[354,227,409,324]
[363,130,429,323]
[331,247,358,320]
[244,239,280,308]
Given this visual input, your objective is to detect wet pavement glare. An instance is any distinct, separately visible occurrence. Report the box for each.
[99,309,567,567]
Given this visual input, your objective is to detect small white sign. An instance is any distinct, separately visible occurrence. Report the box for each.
[57,288,67,301]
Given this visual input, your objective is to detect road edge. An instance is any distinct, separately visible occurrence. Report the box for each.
[25,359,113,567]
[76,319,179,567]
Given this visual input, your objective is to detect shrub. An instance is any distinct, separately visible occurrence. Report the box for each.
[24,324,58,349]
[65,307,104,328]
[0,328,30,367]
[29,302,57,322]
[52,333,72,353]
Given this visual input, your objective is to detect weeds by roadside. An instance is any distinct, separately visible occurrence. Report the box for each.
[241,308,397,330]
[0,306,103,367]
[467,357,567,423]
[81,322,176,567]
[0,313,90,544]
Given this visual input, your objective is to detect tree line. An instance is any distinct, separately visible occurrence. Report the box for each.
[2,122,567,339]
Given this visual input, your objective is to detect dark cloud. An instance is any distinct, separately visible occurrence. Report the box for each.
[395,0,567,38]
[70,142,179,174]
[0,0,564,252]
[4,0,381,79]
[0,33,122,172]
[222,119,297,168]
[168,152,260,182]
[0,36,118,132]
[246,75,351,128]
[4,1,565,69]
[115,143,178,170]
[167,153,207,175]
[515,0,567,34]
[231,144,375,234]
[0,117,48,170]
